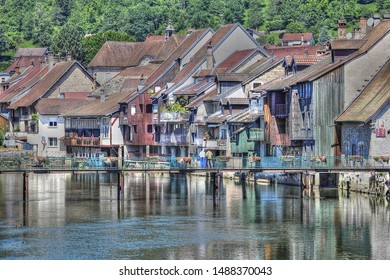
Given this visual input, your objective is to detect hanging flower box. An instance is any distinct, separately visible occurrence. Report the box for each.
[311,155,326,163]
[248,155,262,162]
[349,155,363,162]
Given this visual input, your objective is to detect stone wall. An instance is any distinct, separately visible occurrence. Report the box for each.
[339,171,390,196]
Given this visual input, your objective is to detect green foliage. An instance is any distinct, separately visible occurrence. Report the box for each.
[0,0,383,63]
[285,21,306,33]
[51,23,86,63]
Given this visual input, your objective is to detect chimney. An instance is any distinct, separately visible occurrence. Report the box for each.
[165,21,174,41]
[206,42,213,70]
[14,66,20,74]
[100,88,106,103]
[359,17,367,34]
[66,52,72,61]
[47,51,55,70]
[301,34,304,45]
[92,73,97,90]
[338,19,347,39]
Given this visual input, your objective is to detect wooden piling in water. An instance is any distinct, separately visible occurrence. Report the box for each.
[23,172,29,202]
[117,171,124,200]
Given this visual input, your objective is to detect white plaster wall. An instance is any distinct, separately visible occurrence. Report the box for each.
[111,116,124,145]
[36,115,66,156]
[369,103,390,156]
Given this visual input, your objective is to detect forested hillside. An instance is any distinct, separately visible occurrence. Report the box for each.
[0,0,389,67]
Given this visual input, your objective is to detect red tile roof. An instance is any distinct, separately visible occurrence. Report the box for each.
[145,35,165,41]
[0,65,49,103]
[62,92,90,99]
[213,49,256,73]
[35,98,93,115]
[174,80,214,96]
[87,34,186,68]
[285,55,328,66]
[8,61,80,109]
[282,33,313,42]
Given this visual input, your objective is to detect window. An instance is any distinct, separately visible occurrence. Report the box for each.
[49,118,57,127]
[146,104,153,113]
[48,137,58,147]
[101,117,109,138]
[133,125,137,134]
[130,105,136,116]
[147,124,153,133]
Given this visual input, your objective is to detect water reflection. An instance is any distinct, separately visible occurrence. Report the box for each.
[0,173,389,260]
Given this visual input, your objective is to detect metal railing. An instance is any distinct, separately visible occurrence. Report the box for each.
[0,155,388,172]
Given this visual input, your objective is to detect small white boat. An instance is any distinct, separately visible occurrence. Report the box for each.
[256,179,270,185]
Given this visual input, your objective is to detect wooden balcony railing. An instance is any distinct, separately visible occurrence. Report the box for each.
[159,133,188,145]
[65,137,100,147]
[248,128,264,141]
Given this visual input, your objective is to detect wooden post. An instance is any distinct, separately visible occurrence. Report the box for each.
[117,171,123,200]
[300,173,304,198]
[212,172,217,205]
[23,172,29,202]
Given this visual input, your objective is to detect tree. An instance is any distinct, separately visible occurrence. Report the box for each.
[285,21,306,33]
[51,23,86,63]
[83,30,135,65]
[317,26,332,45]
[247,0,265,29]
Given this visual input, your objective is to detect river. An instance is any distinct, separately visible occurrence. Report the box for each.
[0,172,389,260]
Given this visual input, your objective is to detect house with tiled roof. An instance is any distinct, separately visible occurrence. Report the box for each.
[252,19,390,169]
[2,56,96,149]
[148,23,269,158]
[335,58,390,160]
[87,27,186,85]
[5,48,48,74]
[281,33,314,46]
[34,98,93,156]
[122,28,214,157]
[62,91,132,159]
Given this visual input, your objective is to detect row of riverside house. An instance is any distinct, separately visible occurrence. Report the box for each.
[0,20,389,171]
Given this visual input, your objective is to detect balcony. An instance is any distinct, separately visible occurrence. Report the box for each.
[159,133,188,145]
[274,104,288,117]
[248,128,264,141]
[65,137,100,147]
[160,111,191,123]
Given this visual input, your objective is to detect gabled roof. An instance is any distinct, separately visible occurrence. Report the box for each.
[282,33,313,42]
[35,98,94,115]
[336,58,390,123]
[8,61,91,109]
[331,39,366,50]
[63,92,134,117]
[14,48,48,58]
[87,35,185,68]
[173,79,214,96]
[138,29,211,95]
[212,49,256,73]
[90,64,159,97]
[0,65,49,103]
[163,23,262,95]
[285,55,328,66]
